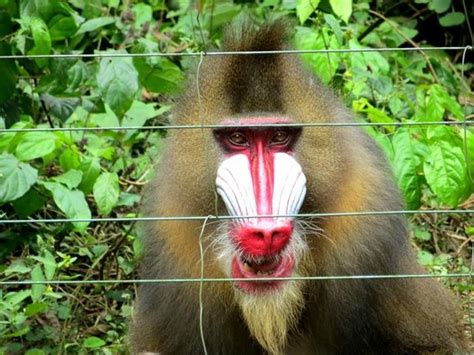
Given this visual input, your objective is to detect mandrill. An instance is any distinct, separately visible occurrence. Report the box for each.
[130,20,466,354]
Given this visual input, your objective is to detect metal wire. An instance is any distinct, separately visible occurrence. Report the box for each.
[1,120,472,133]
[0,273,470,286]
[1,209,472,225]
[0,46,470,60]
[0,45,472,304]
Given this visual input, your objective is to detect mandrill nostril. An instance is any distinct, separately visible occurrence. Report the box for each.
[235,223,293,256]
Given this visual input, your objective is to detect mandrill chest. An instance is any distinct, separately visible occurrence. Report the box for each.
[213,123,307,294]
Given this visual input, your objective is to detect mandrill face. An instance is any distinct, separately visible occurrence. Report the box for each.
[214,117,308,294]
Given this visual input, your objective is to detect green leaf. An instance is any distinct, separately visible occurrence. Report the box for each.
[41,94,80,121]
[324,14,343,44]
[76,16,115,34]
[417,250,434,267]
[25,349,47,355]
[12,188,47,218]
[132,3,152,29]
[414,227,431,241]
[84,336,106,348]
[16,131,57,160]
[0,153,38,203]
[329,0,352,22]
[30,265,46,301]
[42,181,91,232]
[296,0,320,24]
[428,0,451,13]
[48,15,77,40]
[93,172,120,215]
[30,250,56,280]
[392,129,423,209]
[28,17,51,68]
[59,146,82,171]
[52,169,83,189]
[132,39,183,94]
[423,142,469,207]
[6,289,31,305]
[439,12,465,27]
[294,27,341,84]
[25,302,48,316]
[97,52,139,118]
[4,260,32,275]
[78,157,101,194]
[20,0,72,22]
[122,100,158,130]
[116,192,140,207]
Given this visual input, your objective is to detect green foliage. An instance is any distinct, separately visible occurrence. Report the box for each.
[0,0,472,352]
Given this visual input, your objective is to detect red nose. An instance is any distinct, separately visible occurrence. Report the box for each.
[234,222,292,256]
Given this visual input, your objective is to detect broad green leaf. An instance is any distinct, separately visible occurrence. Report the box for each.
[41,94,80,121]
[42,181,91,232]
[329,0,352,22]
[132,3,152,29]
[83,0,102,19]
[78,157,101,194]
[323,14,343,44]
[123,101,159,130]
[6,289,31,305]
[84,336,106,348]
[417,250,434,267]
[423,142,469,207]
[76,16,115,34]
[20,0,72,22]
[25,302,48,316]
[16,131,57,160]
[52,169,83,189]
[414,227,431,241]
[0,153,37,203]
[352,98,395,133]
[4,260,32,275]
[439,12,465,27]
[428,0,451,13]
[12,188,47,217]
[132,39,183,94]
[28,17,51,68]
[48,15,77,40]
[294,27,340,84]
[59,146,81,171]
[93,172,120,215]
[30,266,46,301]
[392,129,423,209]
[296,0,320,24]
[431,84,463,120]
[116,192,141,207]
[205,3,241,28]
[97,53,139,118]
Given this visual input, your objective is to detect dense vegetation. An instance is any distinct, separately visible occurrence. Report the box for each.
[0,0,472,352]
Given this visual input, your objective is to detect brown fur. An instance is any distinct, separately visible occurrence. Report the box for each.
[130,19,466,354]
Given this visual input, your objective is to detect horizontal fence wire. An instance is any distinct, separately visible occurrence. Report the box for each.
[0,273,471,286]
[1,210,473,225]
[0,46,471,60]
[1,120,473,133]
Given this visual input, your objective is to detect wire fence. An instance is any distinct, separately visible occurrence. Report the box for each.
[0,45,472,281]
[0,40,473,351]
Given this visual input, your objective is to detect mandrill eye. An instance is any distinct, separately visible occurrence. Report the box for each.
[228,131,249,146]
[270,130,290,145]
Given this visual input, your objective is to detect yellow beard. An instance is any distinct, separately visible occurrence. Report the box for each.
[236,280,305,355]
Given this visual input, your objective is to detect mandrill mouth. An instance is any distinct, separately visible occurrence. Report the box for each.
[231,251,294,293]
